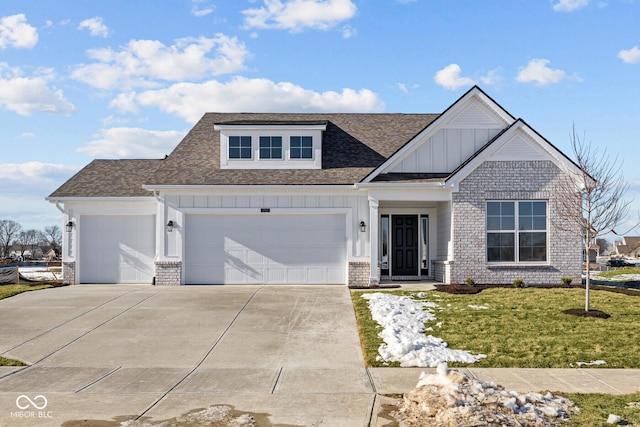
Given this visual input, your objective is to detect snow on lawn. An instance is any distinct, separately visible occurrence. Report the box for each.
[395,363,577,426]
[361,292,486,367]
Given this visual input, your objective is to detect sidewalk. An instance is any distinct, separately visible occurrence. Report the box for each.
[370,367,640,395]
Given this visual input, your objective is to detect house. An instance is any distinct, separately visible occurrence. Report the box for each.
[47,86,583,286]
[614,236,640,258]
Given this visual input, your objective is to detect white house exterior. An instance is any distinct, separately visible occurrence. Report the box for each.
[48,87,583,286]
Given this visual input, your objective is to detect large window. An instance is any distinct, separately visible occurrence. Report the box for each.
[290,136,313,159]
[486,201,547,263]
[259,136,282,159]
[229,136,252,159]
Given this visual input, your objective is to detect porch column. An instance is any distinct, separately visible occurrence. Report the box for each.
[368,196,379,286]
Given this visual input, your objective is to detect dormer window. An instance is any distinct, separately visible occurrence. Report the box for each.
[229,136,252,159]
[216,121,326,170]
[290,136,313,159]
[259,136,282,159]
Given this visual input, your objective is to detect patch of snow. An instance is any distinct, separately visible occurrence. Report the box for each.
[576,360,607,367]
[119,405,256,426]
[361,293,486,367]
[606,414,622,424]
[468,304,489,310]
[394,363,577,427]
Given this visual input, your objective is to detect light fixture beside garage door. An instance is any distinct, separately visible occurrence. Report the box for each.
[166,220,174,232]
[359,221,366,232]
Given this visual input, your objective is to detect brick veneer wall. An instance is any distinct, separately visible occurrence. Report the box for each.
[348,261,381,288]
[62,261,75,285]
[155,261,182,286]
[451,161,582,285]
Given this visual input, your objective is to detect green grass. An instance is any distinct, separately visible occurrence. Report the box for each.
[594,266,640,279]
[0,284,52,366]
[352,287,640,368]
[0,284,52,300]
[565,392,640,426]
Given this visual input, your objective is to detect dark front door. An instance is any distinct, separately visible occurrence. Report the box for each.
[392,215,418,276]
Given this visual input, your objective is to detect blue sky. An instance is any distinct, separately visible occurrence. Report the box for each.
[1,0,639,237]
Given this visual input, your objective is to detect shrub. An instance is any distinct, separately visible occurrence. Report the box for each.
[561,277,573,286]
[464,277,476,286]
[513,278,525,288]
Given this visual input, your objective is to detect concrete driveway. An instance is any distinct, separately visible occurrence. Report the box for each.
[0,285,375,426]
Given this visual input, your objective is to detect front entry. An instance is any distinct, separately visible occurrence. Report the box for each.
[392,215,418,276]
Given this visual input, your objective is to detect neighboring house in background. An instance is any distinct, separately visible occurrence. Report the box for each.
[47,86,583,287]
[614,236,640,258]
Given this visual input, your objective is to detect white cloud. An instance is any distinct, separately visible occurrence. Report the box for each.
[0,64,76,116]
[516,59,566,85]
[110,76,385,123]
[78,17,109,38]
[397,83,419,94]
[0,14,38,49]
[77,127,186,158]
[618,46,640,64]
[553,0,589,12]
[242,0,357,32]
[191,0,214,17]
[71,34,250,90]
[19,132,35,138]
[479,68,503,86]
[0,162,79,190]
[341,24,356,38]
[434,64,475,90]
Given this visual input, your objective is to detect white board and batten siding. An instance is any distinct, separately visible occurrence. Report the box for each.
[79,215,156,284]
[388,99,508,174]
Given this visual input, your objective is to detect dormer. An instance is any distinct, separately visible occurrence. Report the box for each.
[215,120,327,169]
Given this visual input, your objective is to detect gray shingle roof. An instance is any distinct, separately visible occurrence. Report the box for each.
[49,112,439,198]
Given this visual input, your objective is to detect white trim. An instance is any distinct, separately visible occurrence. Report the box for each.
[362,87,514,183]
[447,120,584,192]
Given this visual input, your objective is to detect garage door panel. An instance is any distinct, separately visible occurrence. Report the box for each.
[185,214,345,285]
[79,215,155,284]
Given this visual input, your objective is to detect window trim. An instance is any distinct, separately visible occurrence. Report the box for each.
[258,136,283,160]
[486,200,549,265]
[228,135,252,160]
[290,136,314,160]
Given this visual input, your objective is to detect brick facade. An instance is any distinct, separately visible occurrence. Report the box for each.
[450,160,582,285]
[62,261,76,285]
[348,261,381,288]
[155,261,182,286]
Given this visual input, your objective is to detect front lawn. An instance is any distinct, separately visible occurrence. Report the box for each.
[352,287,640,368]
[565,392,640,426]
[593,266,640,280]
[0,284,52,300]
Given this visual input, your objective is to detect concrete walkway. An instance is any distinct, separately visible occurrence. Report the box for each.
[0,285,637,427]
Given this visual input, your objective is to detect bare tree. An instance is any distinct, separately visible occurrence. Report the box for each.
[0,220,22,258]
[43,225,62,257]
[15,229,42,260]
[556,126,630,311]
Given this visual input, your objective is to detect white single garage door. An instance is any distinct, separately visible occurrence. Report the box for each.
[79,215,156,284]
[185,214,346,284]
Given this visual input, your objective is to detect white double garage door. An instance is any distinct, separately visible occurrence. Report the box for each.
[79,213,346,285]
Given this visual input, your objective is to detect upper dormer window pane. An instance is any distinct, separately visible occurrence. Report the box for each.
[229,136,252,159]
[259,136,282,159]
[290,136,313,159]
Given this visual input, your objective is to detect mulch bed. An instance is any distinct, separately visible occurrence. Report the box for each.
[435,283,640,297]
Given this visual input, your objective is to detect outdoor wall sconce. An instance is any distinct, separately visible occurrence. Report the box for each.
[66,221,74,233]
[166,220,174,233]
[359,221,366,232]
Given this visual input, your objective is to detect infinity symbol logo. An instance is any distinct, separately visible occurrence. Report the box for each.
[16,394,48,410]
